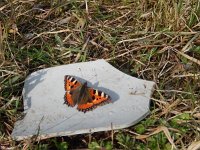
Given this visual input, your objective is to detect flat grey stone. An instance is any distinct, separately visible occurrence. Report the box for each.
[11,59,155,140]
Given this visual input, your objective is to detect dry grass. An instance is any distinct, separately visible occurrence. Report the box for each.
[0,0,200,149]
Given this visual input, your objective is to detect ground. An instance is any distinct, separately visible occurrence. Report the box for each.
[0,0,200,149]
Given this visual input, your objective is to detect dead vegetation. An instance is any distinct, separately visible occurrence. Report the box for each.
[0,0,200,149]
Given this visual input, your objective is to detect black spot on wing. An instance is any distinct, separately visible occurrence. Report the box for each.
[65,75,70,79]
[98,91,102,96]
[71,77,75,82]
[93,90,96,94]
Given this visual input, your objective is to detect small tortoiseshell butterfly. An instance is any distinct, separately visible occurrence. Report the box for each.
[64,75,111,113]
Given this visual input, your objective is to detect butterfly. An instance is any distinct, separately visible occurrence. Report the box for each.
[64,75,112,113]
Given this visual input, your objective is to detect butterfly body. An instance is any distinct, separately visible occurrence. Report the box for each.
[64,75,111,113]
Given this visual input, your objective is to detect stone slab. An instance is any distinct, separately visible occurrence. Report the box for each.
[11,59,155,140]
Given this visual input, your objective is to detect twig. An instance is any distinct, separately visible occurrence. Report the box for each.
[181,32,200,52]
[173,73,200,78]
[172,48,200,66]
[106,47,142,61]
[75,37,90,62]
[156,89,193,95]
[117,33,156,44]
[31,29,71,41]
[85,0,88,14]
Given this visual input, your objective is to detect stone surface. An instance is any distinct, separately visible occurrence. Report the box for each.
[11,59,155,140]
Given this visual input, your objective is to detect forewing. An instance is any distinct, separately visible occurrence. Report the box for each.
[64,75,82,107]
[64,75,81,91]
[88,88,111,106]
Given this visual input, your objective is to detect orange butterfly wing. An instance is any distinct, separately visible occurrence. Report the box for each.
[64,75,81,107]
[77,88,111,113]
[65,75,81,91]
